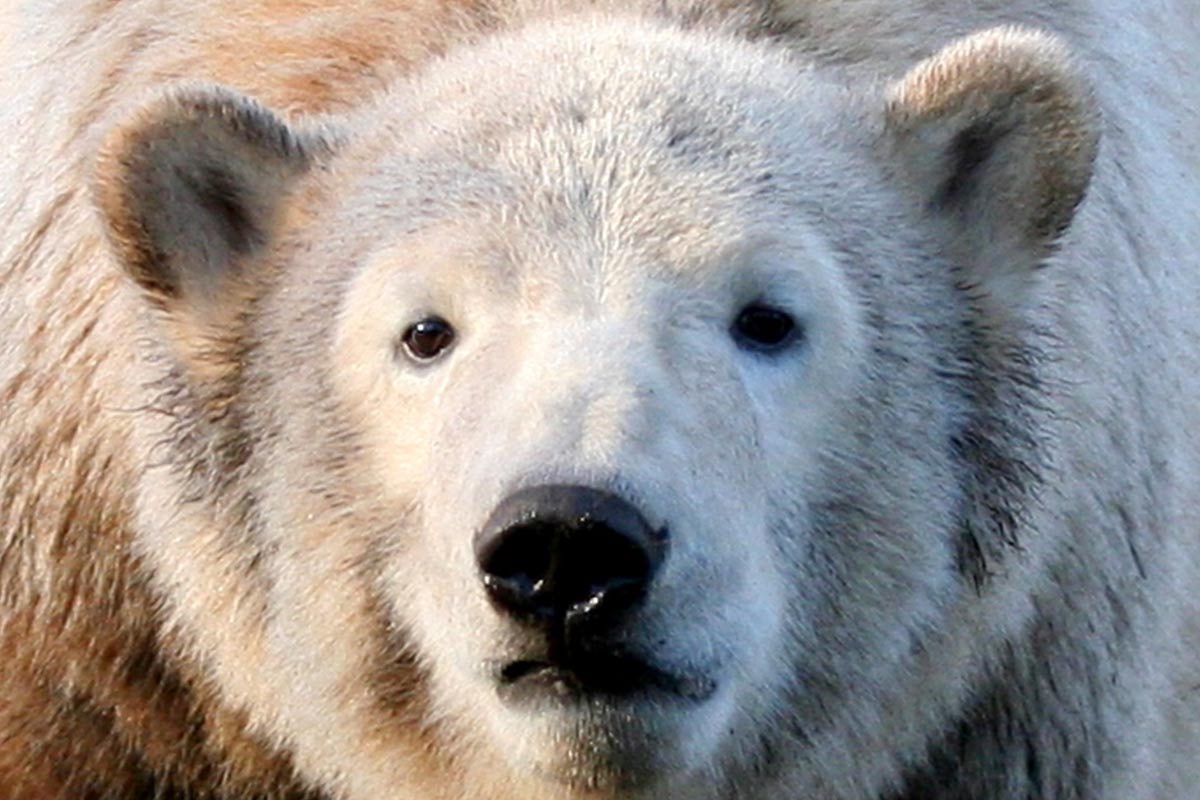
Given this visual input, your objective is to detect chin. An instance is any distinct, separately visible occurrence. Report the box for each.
[483,674,735,795]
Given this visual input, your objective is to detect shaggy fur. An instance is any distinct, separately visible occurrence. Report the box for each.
[1,1,1198,799]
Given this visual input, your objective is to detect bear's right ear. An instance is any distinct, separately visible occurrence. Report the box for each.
[883,27,1100,313]
[94,86,330,322]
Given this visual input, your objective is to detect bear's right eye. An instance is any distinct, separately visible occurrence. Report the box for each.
[731,303,799,353]
[400,316,456,363]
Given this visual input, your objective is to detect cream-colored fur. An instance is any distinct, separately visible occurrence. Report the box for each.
[1,2,1198,799]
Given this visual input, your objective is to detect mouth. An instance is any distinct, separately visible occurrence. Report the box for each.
[494,649,717,704]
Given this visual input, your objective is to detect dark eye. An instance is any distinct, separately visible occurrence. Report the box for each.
[732,304,799,352]
[400,316,456,362]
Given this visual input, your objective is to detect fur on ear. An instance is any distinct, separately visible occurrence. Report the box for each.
[94,85,331,319]
[884,27,1100,303]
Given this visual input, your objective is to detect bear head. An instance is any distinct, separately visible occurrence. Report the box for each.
[94,18,1098,800]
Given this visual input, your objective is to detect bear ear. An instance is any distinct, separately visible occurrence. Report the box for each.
[883,27,1100,305]
[94,86,331,319]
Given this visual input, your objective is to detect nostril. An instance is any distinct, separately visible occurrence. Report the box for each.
[479,524,552,593]
[477,524,556,619]
[474,485,668,630]
[558,525,652,611]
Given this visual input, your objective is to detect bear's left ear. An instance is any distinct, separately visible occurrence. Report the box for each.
[883,27,1100,305]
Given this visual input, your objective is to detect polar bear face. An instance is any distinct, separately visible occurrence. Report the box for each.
[319,25,888,789]
[96,17,1097,799]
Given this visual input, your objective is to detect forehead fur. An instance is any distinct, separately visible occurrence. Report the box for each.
[317,16,872,274]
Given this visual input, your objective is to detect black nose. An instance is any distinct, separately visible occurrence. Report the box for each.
[475,485,668,630]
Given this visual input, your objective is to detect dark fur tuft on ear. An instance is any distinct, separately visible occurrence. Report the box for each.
[94,85,332,312]
[884,27,1100,307]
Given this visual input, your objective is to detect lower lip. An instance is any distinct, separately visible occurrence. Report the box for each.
[495,659,717,703]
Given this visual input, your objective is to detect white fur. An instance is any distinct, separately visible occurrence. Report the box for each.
[3,1,1198,798]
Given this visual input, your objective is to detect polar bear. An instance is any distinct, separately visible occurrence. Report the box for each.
[1,1,1198,799]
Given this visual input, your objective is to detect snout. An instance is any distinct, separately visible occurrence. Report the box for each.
[475,485,668,633]
[473,486,727,704]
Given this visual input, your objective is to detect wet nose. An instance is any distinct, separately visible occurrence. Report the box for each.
[475,485,668,630]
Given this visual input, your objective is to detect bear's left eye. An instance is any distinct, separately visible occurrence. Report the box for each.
[400,316,456,363]
[731,304,800,353]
